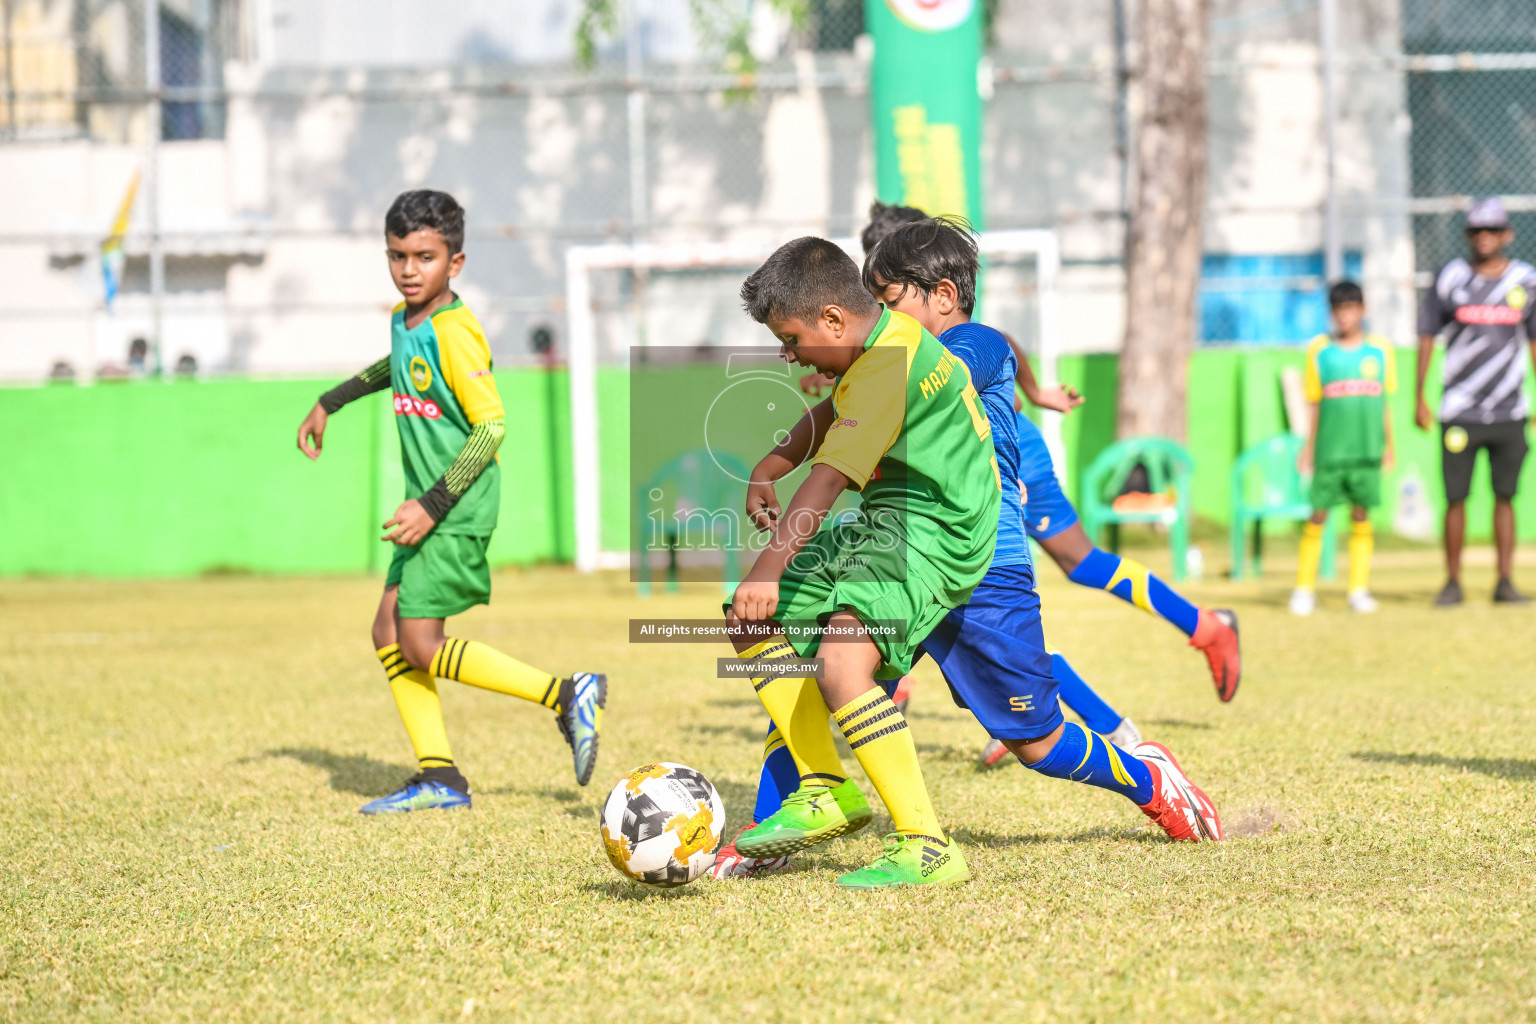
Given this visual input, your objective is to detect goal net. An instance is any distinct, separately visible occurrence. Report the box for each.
[563,230,1063,575]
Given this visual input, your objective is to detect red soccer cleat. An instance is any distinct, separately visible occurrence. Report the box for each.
[1133,741,1223,842]
[978,738,1014,768]
[708,825,792,879]
[1190,608,1241,702]
[892,675,914,716]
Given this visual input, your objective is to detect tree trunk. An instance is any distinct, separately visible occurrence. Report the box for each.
[1117,0,1209,441]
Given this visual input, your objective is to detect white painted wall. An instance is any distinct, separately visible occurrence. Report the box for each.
[0,0,1418,378]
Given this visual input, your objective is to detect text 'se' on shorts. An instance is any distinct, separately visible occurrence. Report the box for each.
[913,563,1064,741]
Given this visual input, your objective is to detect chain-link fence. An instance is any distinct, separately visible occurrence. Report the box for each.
[1,0,1533,380]
[1402,0,1536,272]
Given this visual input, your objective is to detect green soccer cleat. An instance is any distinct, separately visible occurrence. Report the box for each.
[734,780,872,858]
[836,833,971,890]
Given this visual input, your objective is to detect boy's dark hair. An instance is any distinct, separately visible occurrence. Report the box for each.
[860,200,927,254]
[385,190,466,254]
[1328,280,1364,307]
[740,237,880,325]
[862,216,980,316]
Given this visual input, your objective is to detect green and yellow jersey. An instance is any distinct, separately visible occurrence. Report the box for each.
[812,307,1002,603]
[1304,332,1396,465]
[390,296,502,534]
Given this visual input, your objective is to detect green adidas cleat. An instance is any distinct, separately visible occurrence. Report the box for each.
[835,833,971,890]
[735,780,872,858]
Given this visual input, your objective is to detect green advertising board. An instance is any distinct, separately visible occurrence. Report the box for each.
[865,0,985,226]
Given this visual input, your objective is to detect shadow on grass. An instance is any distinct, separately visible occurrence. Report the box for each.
[1351,751,1536,782]
[704,695,762,709]
[1142,718,1214,731]
[259,748,411,796]
[914,741,988,764]
[478,783,597,821]
[681,721,764,744]
[711,778,762,826]
[1373,590,1440,606]
[948,824,1157,848]
[581,879,709,901]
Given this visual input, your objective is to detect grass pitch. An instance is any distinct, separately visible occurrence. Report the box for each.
[3,546,1535,1023]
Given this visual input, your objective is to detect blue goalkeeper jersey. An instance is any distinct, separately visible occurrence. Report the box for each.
[939,322,1030,569]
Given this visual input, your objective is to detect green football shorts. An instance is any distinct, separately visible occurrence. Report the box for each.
[1309,462,1381,511]
[386,531,492,619]
[728,520,959,679]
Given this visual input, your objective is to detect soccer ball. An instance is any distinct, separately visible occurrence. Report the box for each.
[600,762,725,888]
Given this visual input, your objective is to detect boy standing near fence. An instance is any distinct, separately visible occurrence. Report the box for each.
[294,190,606,813]
[1292,281,1396,615]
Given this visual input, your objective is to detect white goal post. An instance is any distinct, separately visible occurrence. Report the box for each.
[564,230,1063,573]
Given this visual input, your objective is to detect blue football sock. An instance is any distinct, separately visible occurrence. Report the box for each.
[1051,653,1123,735]
[1024,721,1153,805]
[1067,547,1201,637]
[752,723,800,824]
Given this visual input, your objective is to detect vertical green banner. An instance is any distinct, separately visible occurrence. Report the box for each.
[865,0,985,227]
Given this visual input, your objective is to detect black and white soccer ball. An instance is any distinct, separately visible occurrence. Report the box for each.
[600,762,725,888]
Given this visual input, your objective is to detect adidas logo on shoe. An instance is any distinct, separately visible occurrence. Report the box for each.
[920,845,951,877]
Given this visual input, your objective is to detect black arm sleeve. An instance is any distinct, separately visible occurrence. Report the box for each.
[416,418,507,522]
[318,356,392,414]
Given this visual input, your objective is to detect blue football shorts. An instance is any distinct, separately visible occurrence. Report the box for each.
[1021,471,1079,542]
[1014,413,1079,541]
[913,563,1063,741]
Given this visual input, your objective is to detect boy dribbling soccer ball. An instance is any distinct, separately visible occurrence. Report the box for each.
[713,220,1222,881]
[723,236,1001,889]
[1292,280,1396,615]
[295,190,606,813]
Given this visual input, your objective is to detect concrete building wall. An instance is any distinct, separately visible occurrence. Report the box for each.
[1,0,1418,379]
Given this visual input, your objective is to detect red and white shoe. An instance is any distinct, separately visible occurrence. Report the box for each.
[979,738,1014,767]
[892,676,914,716]
[1132,741,1223,842]
[708,825,792,879]
[1189,608,1241,702]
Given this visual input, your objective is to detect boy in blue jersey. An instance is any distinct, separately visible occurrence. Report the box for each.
[1003,339,1242,704]
[808,205,1240,715]
[712,218,1222,877]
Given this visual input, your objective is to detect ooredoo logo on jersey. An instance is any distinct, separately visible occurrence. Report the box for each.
[394,393,442,419]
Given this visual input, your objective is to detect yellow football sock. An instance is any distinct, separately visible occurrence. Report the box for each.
[377,644,454,771]
[1348,520,1374,592]
[432,638,560,709]
[741,636,846,787]
[1297,521,1324,591]
[833,687,945,841]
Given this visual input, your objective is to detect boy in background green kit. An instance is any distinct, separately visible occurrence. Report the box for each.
[1292,281,1396,616]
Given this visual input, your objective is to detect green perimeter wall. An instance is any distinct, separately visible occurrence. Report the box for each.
[1,349,1530,578]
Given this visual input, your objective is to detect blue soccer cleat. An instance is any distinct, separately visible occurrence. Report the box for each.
[557,672,607,786]
[359,775,472,815]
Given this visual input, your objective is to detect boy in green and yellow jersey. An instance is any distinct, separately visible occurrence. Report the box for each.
[1292,280,1397,615]
[723,236,1001,889]
[295,190,606,814]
